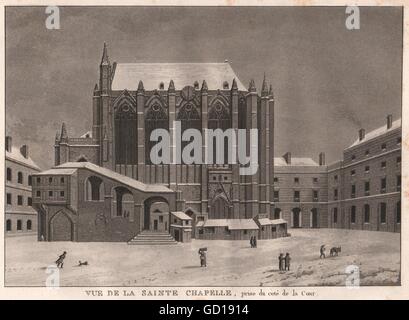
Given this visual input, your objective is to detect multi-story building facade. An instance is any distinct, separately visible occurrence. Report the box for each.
[274,152,328,229]
[5,136,41,235]
[328,115,401,233]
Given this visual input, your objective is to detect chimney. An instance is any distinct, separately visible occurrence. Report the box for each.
[5,136,12,152]
[359,129,365,141]
[387,114,393,129]
[319,152,326,166]
[20,145,28,158]
[283,152,291,165]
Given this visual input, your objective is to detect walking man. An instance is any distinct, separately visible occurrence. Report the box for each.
[320,245,326,259]
[55,251,67,269]
[284,253,291,271]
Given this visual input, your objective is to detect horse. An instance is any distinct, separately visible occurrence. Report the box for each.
[330,247,341,257]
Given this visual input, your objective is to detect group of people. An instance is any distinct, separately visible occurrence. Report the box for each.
[278,253,291,271]
[250,235,257,248]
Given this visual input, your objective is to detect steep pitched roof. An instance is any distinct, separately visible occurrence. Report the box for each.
[111,62,246,91]
[6,146,41,171]
[52,162,173,193]
[348,119,401,148]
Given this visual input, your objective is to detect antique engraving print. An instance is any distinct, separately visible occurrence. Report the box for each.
[3,5,404,293]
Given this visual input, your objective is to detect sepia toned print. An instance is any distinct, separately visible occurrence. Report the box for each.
[2,4,405,296]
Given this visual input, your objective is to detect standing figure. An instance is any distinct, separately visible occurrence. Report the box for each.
[320,245,326,259]
[250,236,254,248]
[284,252,291,271]
[253,236,257,248]
[278,253,284,271]
[198,248,207,267]
[55,251,67,269]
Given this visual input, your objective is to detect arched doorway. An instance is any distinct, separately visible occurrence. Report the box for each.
[210,195,231,219]
[85,176,104,201]
[310,208,319,228]
[50,210,73,241]
[292,208,301,228]
[112,186,134,219]
[144,197,170,231]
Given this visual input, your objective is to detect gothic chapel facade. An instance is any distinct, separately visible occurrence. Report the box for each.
[50,44,285,241]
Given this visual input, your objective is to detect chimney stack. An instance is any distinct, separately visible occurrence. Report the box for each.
[5,136,12,152]
[387,114,393,129]
[283,152,291,165]
[359,129,365,141]
[20,145,28,158]
[319,152,326,166]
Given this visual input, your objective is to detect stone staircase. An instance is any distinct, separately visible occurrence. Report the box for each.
[128,230,178,245]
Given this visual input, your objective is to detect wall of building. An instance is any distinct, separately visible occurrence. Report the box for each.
[5,158,40,235]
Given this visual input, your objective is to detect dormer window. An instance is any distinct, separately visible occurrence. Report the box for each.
[159,82,164,90]
[223,81,229,90]
[351,155,356,161]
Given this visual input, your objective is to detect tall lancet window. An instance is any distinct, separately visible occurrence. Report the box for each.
[145,102,168,164]
[114,103,137,165]
[208,100,231,164]
[177,102,201,164]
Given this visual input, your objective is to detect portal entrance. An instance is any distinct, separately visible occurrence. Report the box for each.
[210,196,231,219]
[144,197,169,232]
[311,208,319,228]
[292,208,301,228]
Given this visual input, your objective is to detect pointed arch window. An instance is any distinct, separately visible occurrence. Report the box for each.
[208,100,231,164]
[145,102,168,164]
[177,103,201,164]
[115,102,137,165]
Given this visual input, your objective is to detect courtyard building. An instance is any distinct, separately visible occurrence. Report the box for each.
[5,136,41,236]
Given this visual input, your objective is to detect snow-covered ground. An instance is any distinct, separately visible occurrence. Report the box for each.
[5,229,400,287]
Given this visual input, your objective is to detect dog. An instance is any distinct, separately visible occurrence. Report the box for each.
[78,260,88,266]
[329,247,341,257]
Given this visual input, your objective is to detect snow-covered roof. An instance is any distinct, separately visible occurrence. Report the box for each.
[258,218,288,226]
[196,221,205,227]
[45,162,173,193]
[6,146,41,171]
[111,62,246,91]
[203,219,259,230]
[171,211,192,220]
[348,119,401,148]
[36,168,77,175]
[274,157,319,167]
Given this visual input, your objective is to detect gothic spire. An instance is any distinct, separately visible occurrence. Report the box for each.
[201,80,208,92]
[269,84,274,100]
[93,83,99,95]
[137,80,144,92]
[231,78,238,91]
[60,123,68,141]
[101,42,110,65]
[55,131,60,142]
[168,80,175,93]
[248,79,256,92]
[261,73,269,97]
